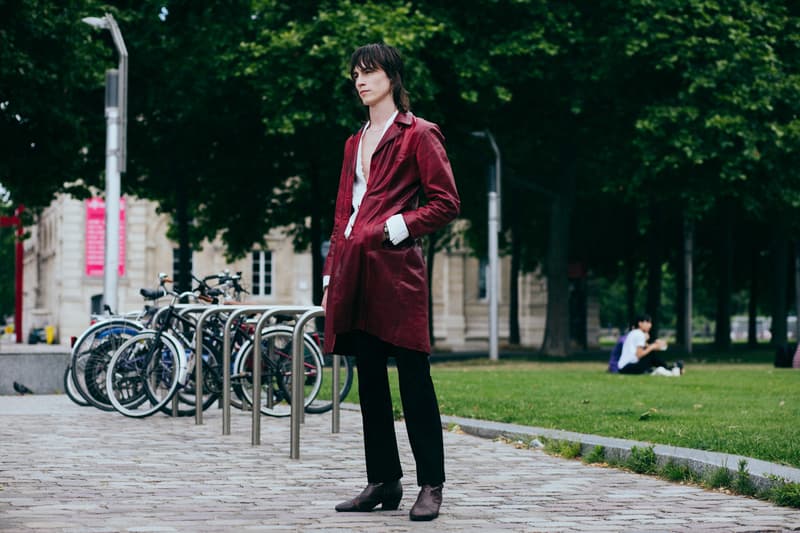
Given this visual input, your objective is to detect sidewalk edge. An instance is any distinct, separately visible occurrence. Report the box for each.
[440,414,800,490]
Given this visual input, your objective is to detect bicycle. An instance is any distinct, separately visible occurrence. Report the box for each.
[230,317,353,417]
[68,293,161,410]
[104,274,220,418]
[231,323,324,417]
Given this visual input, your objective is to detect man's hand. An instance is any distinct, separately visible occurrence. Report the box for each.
[322,288,328,313]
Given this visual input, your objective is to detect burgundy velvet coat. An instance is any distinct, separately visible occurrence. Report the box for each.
[322,112,460,355]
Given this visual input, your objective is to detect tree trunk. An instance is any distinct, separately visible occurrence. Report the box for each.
[747,247,759,347]
[541,144,575,356]
[714,206,733,350]
[645,219,662,338]
[675,216,694,352]
[308,157,326,332]
[795,241,800,341]
[770,230,789,348]
[683,218,693,353]
[675,220,686,347]
[309,163,323,306]
[509,224,521,345]
[624,255,636,329]
[175,180,192,295]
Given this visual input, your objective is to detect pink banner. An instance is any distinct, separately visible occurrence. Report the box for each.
[85,197,126,277]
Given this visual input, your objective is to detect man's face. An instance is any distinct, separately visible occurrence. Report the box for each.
[638,319,652,333]
[353,66,393,107]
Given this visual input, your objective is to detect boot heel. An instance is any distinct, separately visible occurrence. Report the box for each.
[382,497,401,511]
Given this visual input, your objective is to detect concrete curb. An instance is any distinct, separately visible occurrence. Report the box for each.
[340,401,800,492]
[440,414,800,491]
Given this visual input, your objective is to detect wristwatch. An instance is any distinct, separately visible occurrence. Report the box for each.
[383,223,390,242]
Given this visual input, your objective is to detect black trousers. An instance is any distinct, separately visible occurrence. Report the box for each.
[352,331,445,487]
[619,352,670,374]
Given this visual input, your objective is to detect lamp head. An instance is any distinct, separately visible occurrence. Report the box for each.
[81,16,109,29]
[470,131,487,139]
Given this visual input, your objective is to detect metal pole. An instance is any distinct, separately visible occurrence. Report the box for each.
[83,14,127,314]
[331,354,340,433]
[291,307,325,459]
[221,306,270,436]
[471,130,502,361]
[105,15,127,173]
[488,189,499,361]
[195,305,230,426]
[251,306,314,446]
[103,71,120,314]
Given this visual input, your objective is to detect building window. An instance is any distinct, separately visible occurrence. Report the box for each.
[478,258,488,300]
[252,250,273,296]
[172,248,193,290]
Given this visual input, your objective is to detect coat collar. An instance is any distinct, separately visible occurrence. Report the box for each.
[352,111,414,140]
[374,111,414,154]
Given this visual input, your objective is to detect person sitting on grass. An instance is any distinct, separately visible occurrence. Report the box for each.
[617,313,683,377]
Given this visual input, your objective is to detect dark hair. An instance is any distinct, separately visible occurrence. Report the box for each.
[632,313,652,328]
[349,43,410,112]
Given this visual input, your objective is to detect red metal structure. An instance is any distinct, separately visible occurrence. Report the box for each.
[0,204,24,343]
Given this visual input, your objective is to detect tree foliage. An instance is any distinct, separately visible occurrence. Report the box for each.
[0,0,106,210]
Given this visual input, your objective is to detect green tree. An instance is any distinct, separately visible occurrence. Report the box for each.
[619,0,800,348]
[0,0,106,209]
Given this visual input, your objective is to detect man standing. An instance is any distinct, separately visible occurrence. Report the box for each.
[321,43,460,521]
[618,314,683,376]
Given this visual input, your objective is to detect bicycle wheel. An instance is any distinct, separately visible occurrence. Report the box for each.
[168,342,222,417]
[70,319,144,411]
[233,325,323,417]
[305,354,354,414]
[63,364,89,407]
[106,331,185,418]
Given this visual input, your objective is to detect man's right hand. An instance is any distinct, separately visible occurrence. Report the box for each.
[322,288,328,313]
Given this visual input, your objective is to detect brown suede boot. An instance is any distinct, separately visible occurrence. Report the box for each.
[409,484,442,521]
[335,480,403,512]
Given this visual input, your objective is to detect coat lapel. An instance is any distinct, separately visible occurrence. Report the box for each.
[372,112,414,157]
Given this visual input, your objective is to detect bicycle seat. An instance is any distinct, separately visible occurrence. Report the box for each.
[140,288,166,300]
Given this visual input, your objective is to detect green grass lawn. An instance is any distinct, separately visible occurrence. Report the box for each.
[348,358,800,468]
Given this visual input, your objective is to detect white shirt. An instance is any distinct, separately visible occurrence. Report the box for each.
[618,329,647,369]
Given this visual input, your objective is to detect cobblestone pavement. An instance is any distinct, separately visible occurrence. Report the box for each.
[2,395,800,532]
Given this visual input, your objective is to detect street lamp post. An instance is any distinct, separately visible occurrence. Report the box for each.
[82,14,127,314]
[471,130,501,361]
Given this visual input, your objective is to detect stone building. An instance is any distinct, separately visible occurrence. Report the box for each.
[20,194,548,349]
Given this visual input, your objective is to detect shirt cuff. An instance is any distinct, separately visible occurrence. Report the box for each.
[386,214,410,245]
[322,275,330,290]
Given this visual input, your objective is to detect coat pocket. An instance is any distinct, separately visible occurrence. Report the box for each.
[362,245,427,334]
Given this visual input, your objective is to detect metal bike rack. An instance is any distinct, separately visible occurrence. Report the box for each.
[331,352,341,435]
[252,306,318,446]
[290,306,325,459]
[193,305,249,426]
[220,305,275,436]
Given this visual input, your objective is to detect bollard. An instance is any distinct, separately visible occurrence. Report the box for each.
[291,307,325,459]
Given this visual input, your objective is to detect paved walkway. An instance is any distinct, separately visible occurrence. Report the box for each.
[2,395,800,532]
